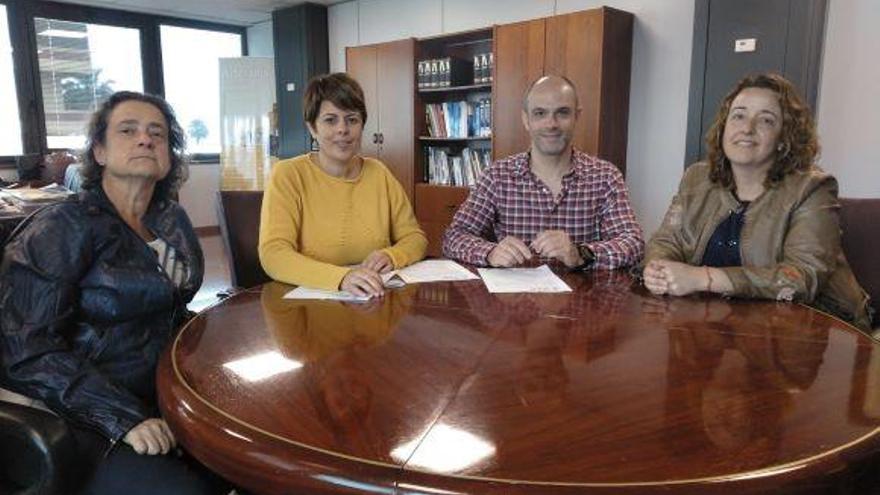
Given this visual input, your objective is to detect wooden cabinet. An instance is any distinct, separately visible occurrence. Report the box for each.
[346,7,633,256]
[414,184,471,257]
[346,39,417,200]
[492,18,545,160]
[494,7,633,173]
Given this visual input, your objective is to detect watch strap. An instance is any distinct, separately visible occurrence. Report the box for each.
[575,243,595,270]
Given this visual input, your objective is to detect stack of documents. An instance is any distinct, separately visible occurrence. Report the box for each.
[284,259,479,301]
[0,184,75,214]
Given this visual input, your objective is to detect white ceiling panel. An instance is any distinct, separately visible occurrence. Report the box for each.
[48,0,343,26]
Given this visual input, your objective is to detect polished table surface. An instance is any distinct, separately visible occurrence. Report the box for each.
[157,271,880,494]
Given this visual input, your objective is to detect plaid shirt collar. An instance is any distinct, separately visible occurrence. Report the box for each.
[509,148,594,181]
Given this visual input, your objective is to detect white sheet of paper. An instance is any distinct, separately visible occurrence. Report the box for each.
[383,259,479,284]
[283,286,372,302]
[382,275,406,288]
[477,265,572,293]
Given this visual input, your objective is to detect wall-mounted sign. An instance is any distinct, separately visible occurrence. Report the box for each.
[735,38,757,53]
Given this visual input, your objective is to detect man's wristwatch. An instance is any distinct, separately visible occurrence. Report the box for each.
[574,243,595,270]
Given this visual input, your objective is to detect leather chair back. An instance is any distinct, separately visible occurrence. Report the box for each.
[839,198,880,324]
[216,190,271,289]
[0,401,80,494]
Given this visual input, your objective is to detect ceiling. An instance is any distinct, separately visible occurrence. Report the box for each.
[48,0,343,26]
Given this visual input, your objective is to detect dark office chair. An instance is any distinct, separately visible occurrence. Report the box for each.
[839,197,880,330]
[0,401,81,494]
[216,190,272,290]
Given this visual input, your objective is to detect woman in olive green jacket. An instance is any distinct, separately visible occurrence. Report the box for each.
[643,73,872,331]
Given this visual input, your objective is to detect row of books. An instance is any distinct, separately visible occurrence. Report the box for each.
[425,98,492,138]
[472,52,494,84]
[425,147,491,187]
[418,57,472,89]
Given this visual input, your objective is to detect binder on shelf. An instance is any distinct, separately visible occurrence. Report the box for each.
[479,98,492,137]
[438,59,449,87]
[487,52,494,83]
[429,59,439,88]
[479,54,488,83]
[473,54,482,85]
[418,60,429,89]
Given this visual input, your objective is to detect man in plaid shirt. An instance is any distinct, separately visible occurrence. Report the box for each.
[443,75,644,269]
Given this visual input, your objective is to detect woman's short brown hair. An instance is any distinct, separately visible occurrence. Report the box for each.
[302,73,367,127]
[705,73,819,188]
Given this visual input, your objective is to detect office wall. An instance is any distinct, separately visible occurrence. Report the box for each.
[328,0,695,236]
[179,163,220,228]
[816,0,880,198]
[247,20,275,57]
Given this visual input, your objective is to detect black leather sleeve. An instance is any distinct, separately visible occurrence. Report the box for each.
[0,204,149,442]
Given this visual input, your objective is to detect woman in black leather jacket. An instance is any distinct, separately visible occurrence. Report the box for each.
[0,92,225,494]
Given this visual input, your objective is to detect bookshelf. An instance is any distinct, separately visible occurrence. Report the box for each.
[414,28,493,255]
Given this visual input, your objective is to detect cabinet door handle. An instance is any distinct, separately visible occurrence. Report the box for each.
[372,133,379,144]
[378,133,384,144]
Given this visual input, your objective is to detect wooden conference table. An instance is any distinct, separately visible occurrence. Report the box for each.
[157,270,880,494]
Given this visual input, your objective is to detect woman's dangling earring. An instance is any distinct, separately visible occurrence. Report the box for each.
[777,141,791,159]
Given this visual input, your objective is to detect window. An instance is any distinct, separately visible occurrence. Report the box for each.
[160,25,242,155]
[35,17,143,149]
[0,2,245,163]
[0,5,23,156]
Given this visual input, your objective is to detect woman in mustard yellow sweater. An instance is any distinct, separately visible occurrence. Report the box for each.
[259,73,427,297]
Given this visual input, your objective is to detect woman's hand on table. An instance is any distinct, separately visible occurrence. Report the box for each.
[644,260,707,296]
[123,418,177,455]
[361,250,394,274]
[643,261,669,295]
[341,267,385,298]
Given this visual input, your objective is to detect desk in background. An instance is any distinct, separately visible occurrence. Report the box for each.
[0,184,78,249]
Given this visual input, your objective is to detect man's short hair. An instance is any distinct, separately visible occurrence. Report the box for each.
[521,74,579,111]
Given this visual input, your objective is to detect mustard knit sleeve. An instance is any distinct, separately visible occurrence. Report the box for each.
[258,163,351,290]
[379,167,427,268]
